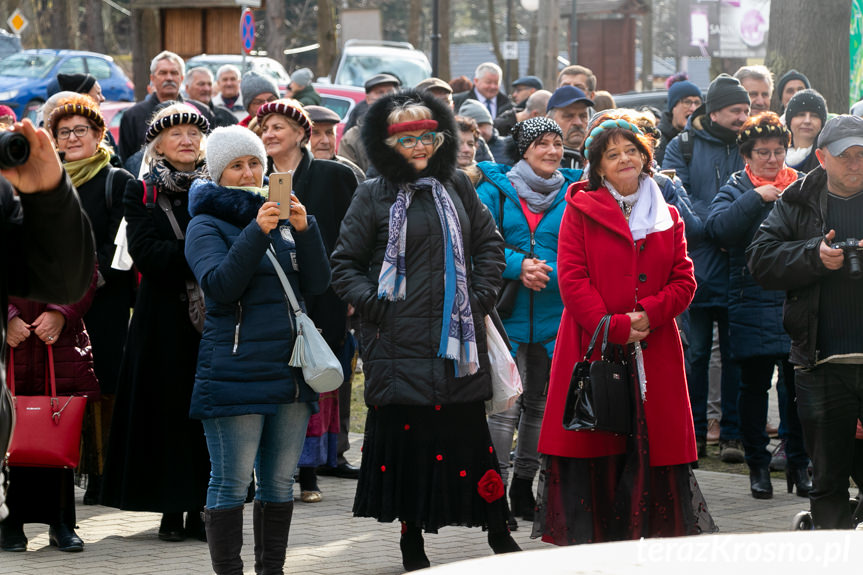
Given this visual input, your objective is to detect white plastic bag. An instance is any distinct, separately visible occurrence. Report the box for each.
[484,315,523,415]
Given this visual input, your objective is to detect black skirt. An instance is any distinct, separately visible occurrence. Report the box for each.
[353,401,510,534]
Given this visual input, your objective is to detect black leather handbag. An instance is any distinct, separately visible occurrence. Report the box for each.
[563,315,633,436]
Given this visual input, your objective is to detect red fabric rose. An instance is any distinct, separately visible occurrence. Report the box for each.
[477,469,505,503]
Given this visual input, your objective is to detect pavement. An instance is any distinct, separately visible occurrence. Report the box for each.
[0,431,825,575]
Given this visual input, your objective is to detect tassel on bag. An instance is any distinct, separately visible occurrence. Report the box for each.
[289,321,306,368]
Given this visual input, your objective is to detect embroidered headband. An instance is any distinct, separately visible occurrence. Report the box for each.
[583,118,643,154]
[49,102,105,135]
[145,109,210,144]
[387,119,438,136]
[256,99,312,140]
[736,123,791,148]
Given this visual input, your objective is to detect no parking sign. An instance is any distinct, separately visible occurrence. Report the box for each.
[241,8,255,55]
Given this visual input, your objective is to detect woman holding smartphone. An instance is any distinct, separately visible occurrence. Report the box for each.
[185,125,330,574]
[257,99,358,502]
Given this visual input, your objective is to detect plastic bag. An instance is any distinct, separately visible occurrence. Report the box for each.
[484,315,523,415]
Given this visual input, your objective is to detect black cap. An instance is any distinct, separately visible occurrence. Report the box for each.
[785,89,827,127]
[57,73,96,94]
[706,74,750,115]
[364,73,401,93]
[777,69,810,97]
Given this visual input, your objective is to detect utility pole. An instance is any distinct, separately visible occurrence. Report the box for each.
[569,0,577,64]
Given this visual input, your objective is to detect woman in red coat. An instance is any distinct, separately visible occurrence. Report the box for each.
[534,111,715,545]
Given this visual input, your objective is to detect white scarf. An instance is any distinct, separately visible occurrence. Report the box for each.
[604,174,673,241]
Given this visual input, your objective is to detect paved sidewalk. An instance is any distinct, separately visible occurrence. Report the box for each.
[0,433,817,575]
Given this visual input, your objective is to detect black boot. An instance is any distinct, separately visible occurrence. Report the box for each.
[204,506,244,575]
[185,509,207,542]
[400,522,430,572]
[0,522,27,552]
[158,512,185,542]
[786,466,812,498]
[749,466,773,499]
[487,530,522,554]
[508,476,536,521]
[255,500,293,575]
[83,474,101,506]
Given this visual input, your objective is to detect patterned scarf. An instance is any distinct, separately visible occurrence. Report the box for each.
[149,158,208,193]
[64,145,111,188]
[378,177,478,377]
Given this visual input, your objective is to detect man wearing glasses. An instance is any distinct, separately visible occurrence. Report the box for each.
[655,79,702,165]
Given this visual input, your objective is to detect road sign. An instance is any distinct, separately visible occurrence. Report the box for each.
[241,9,255,55]
[502,41,518,60]
[7,9,28,35]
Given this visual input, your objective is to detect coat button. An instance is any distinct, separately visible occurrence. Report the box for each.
[638,273,647,282]
[642,341,648,350]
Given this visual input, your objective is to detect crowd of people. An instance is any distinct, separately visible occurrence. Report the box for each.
[2,48,863,574]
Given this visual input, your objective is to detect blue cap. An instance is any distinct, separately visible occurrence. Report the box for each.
[546,85,594,112]
[667,80,702,112]
[512,75,543,91]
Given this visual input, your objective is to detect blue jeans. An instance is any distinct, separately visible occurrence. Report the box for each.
[202,402,312,510]
[685,307,740,441]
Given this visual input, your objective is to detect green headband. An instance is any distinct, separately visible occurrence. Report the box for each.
[584,118,643,154]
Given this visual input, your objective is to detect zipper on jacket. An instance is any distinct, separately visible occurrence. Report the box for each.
[232,302,243,355]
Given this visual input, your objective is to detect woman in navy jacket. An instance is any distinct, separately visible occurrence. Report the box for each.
[184,126,330,575]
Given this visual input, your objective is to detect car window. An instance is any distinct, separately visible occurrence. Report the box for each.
[335,53,431,88]
[57,57,86,75]
[320,95,353,120]
[86,57,112,80]
[0,53,58,78]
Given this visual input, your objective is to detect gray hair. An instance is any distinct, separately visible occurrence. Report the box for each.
[150,51,185,76]
[734,65,774,93]
[525,90,552,115]
[474,62,502,82]
[184,67,214,87]
[216,64,241,82]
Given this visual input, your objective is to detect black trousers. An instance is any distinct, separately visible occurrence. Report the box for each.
[795,363,863,529]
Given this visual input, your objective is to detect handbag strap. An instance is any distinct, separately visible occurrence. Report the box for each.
[156,194,185,240]
[265,246,302,316]
[6,345,57,398]
[582,315,609,361]
[599,314,613,357]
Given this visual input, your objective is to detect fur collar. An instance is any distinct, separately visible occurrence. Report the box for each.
[361,89,458,186]
[188,178,266,229]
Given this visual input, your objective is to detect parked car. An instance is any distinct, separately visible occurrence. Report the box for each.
[102,101,135,144]
[186,54,291,95]
[0,29,21,61]
[327,40,431,89]
[315,83,365,144]
[0,49,134,121]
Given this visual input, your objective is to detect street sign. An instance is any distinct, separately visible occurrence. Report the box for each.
[241,8,255,55]
[502,41,518,60]
[7,9,28,36]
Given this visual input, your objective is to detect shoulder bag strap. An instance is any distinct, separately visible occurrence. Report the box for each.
[104,168,120,212]
[265,246,302,316]
[46,345,56,399]
[155,193,185,240]
[583,315,609,361]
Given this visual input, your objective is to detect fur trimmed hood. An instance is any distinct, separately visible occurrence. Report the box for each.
[361,89,458,186]
[188,178,266,229]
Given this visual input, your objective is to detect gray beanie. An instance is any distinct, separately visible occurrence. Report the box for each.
[291,68,314,88]
[458,99,493,125]
[206,125,267,186]
[241,72,280,112]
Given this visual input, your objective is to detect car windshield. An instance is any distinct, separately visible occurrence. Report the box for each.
[335,54,430,88]
[0,53,57,78]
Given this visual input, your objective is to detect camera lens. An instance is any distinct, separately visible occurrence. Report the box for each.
[0,131,30,169]
[847,249,863,280]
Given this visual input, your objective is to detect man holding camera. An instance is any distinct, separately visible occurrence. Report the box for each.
[748,114,863,529]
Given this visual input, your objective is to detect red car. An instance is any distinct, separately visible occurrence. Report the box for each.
[101,101,134,145]
[314,83,365,145]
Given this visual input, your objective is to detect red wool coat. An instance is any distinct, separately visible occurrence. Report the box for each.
[537,181,697,467]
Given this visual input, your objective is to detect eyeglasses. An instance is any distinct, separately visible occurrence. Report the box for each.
[250,95,278,107]
[397,132,436,148]
[57,125,92,140]
[751,148,787,160]
[679,98,702,108]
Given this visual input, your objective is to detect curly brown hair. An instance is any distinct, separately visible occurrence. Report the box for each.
[585,110,654,191]
[736,111,791,158]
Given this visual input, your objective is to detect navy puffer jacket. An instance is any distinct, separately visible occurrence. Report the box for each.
[185,180,331,419]
[706,169,798,360]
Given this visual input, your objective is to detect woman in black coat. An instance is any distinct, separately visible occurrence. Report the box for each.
[100,103,212,543]
[330,90,519,571]
[48,94,136,504]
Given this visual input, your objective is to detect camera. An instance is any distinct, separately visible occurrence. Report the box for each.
[831,238,863,279]
[0,131,30,170]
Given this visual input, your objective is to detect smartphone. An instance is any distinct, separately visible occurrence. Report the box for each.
[269,172,293,217]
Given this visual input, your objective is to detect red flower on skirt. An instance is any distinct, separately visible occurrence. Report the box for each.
[477,469,505,503]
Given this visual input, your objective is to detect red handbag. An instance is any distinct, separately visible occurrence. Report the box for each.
[5,346,87,468]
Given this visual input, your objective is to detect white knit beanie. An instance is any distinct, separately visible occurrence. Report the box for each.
[206,126,267,186]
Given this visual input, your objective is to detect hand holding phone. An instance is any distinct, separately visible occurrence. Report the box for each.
[269,172,293,218]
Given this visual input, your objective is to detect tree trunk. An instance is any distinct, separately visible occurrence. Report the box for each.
[409,0,422,48]
[86,0,106,54]
[765,0,852,113]
[438,0,451,81]
[486,0,504,67]
[50,0,71,49]
[131,8,160,101]
[527,12,538,76]
[317,0,337,79]
[266,0,287,69]
[535,0,559,89]
[640,1,653,90]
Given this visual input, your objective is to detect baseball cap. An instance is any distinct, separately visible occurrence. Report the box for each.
[546,85,594,112]
[817,115,863,155]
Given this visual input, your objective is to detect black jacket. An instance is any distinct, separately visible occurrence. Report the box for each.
[330,90,505,407]
[453,89,513,119]
[746,166,833,367]
[655,110,679,166]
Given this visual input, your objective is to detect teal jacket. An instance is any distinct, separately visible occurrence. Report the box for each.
[475,161,582,358]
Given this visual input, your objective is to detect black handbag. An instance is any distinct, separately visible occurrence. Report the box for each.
[562,315,633,436]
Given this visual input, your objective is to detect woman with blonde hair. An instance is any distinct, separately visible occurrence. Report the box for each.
[101,103,212,543]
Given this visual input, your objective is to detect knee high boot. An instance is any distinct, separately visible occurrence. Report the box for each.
[203,506,245,575]
[254,501,294,575]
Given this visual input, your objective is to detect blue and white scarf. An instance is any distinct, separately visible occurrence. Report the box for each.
[378,177,478,377]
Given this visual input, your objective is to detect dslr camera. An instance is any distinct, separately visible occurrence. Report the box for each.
[831,238,863,279]
[0,130,30,170]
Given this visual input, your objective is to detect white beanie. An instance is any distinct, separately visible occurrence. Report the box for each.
[206,126,267,185]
